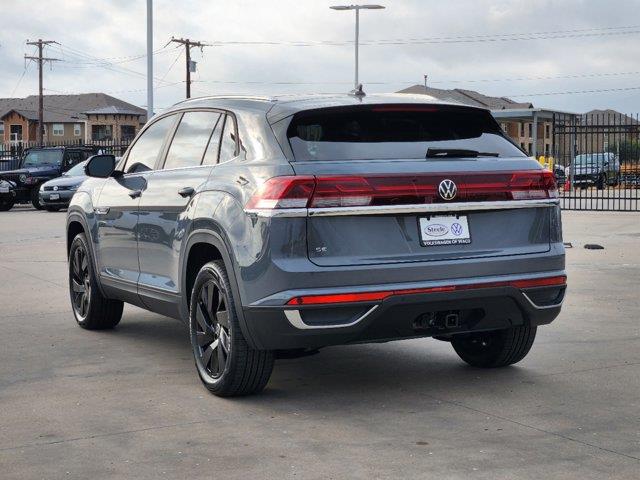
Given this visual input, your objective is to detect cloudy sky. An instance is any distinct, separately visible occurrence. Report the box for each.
[2,0,639,114]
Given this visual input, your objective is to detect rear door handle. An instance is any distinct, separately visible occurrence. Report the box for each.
[128,190,142,199]
[178,187,195,198]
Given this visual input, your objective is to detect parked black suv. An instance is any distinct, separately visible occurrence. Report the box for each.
[0,146,97,210]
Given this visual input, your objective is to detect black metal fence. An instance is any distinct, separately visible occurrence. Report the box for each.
[553,112,640,211]
[0,139,132,171]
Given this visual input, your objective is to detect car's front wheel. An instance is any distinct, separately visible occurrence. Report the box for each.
[69,233,123,329]
[189,260,274,396]
[451,324,537,368]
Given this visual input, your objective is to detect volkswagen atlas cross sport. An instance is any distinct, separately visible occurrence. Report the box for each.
[66,93,566,397]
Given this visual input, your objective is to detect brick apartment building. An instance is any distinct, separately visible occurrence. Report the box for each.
[0,93,146,146]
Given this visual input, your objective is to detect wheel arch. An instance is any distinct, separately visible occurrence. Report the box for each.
[181,229,258,349]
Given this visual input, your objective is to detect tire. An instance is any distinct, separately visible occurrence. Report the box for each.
[596,174,606,190]
[69,233,123,330]
[451,324,537,368]
[0,198,14,211]
[46,206,61,212]
[30,188,43,210]
[189,260,274,396]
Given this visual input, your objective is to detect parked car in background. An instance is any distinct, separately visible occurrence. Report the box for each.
[553,164,566,187]
[0,178,16,211]
[38,160,89,212]
[0,146,97,210]
[67,94,566,397]
[570,152,620,189]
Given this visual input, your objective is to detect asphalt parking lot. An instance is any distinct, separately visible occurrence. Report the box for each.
[0,206,638,479]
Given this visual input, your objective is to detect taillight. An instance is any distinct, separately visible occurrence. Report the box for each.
[286,275,567,306]
[246,170,557,210]
[245,176,315,209]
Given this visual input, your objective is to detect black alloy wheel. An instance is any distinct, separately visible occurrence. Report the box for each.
[68,233,123,329]
[189,260,274,396]
[70,242,91,320]
[193,278,231,379]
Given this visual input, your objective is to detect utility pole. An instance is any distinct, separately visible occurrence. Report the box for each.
[168,37,209,99]
[25,39,59,145]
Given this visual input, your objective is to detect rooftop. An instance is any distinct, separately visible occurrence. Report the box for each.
[0,93,146,123]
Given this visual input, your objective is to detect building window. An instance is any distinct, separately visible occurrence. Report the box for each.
[520,123,525,137]
[545,124,551,139]
[0,121,4,137]
[52,124,64,136]
[120,125,136,141]
[10,124,23,141]
[528,123,533,138]
[545,143,550,156]
[520,142,525,151]
[74,123,82,136]
[92,124,113,141]
[528,142,533,155]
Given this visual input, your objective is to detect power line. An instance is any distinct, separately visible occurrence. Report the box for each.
[202,24,640,47]
[508,85,640,97]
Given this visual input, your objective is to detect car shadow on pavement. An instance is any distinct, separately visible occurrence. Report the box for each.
[107,313,542,407]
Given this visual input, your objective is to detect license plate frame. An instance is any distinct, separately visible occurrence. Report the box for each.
[49,193,60,201]
[418,215,471,247]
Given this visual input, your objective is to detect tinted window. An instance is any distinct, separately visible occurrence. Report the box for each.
[164,111,222,169]
[23,150,63,167]
[286,105,525,161]
[219,115,238,162]
[202,115,225,165]
[124,115,176,173]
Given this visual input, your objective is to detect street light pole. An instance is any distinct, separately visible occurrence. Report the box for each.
[330,4,385,90]
[146,0,154,119]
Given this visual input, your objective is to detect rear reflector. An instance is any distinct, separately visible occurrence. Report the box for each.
[246,171,557,210]
[286,275,567,305]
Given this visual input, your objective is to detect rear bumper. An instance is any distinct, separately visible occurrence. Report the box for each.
[242,272,566,350]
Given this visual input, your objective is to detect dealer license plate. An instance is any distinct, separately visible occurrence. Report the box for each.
[419,215,471,246]
[49,193,60,201]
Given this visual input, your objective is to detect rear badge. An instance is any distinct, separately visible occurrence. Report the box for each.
[438,179,457,201]
[419,215,471,246]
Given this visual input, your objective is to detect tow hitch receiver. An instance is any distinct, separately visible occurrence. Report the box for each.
[413,310,462,331]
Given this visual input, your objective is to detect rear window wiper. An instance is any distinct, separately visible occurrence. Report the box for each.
[426,148,500,158]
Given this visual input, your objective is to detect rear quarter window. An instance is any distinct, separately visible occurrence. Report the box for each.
[286,105,525,161]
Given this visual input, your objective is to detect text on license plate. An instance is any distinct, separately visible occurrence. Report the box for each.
[49,193,60,200]
[419,215,471,246]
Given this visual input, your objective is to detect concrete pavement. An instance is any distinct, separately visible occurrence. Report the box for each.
[0,207,638,479]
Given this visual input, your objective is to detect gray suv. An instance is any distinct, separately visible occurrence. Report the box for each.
[66,94,566,396]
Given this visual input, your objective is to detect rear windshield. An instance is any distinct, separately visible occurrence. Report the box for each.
[286,105,525,161]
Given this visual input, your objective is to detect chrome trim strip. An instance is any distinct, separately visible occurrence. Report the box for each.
[308,199,559,217]
[284,305,379,330]
[245,208,308,218]
[245,199,558,218]
[521,291,565,310]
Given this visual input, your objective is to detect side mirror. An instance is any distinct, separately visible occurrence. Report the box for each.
[85,154,116,178]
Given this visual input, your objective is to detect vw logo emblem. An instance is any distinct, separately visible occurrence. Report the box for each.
[53,186,59,191]
[438,179,457,201]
